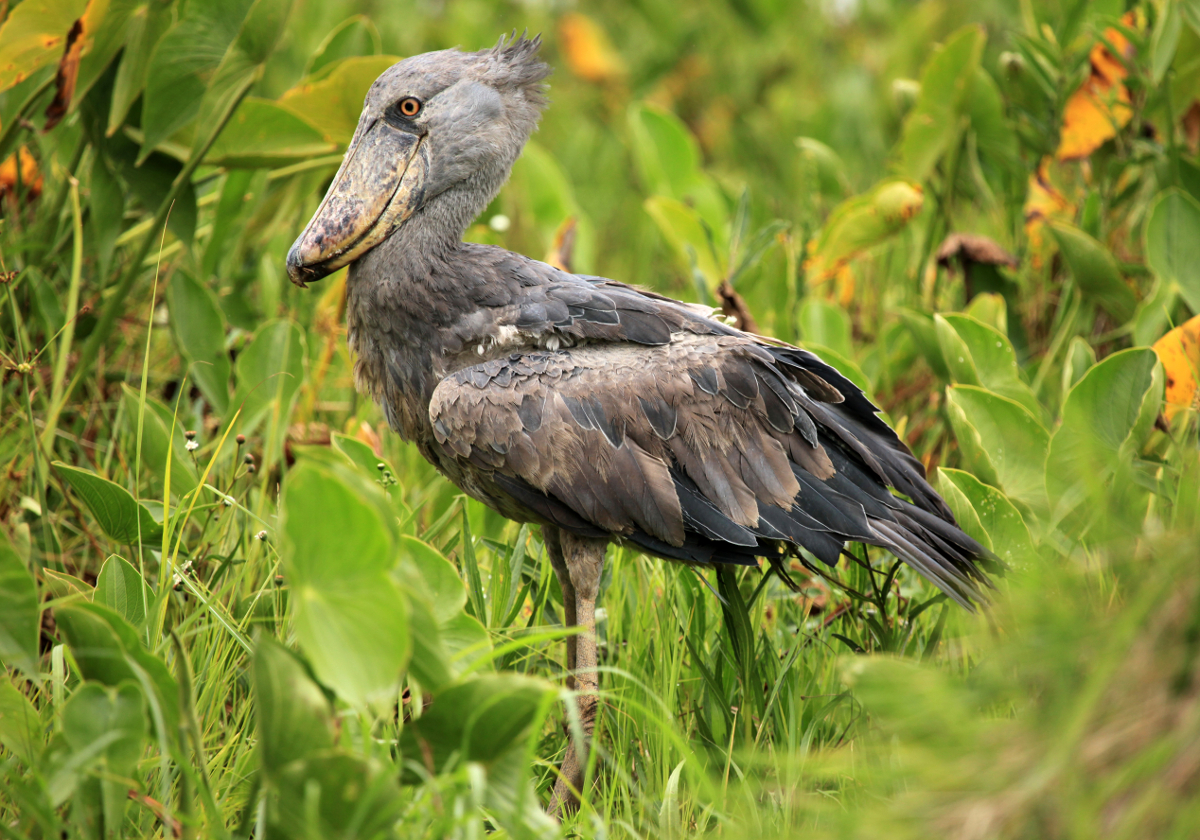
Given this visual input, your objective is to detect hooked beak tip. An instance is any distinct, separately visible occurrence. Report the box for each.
[286,243,325,289]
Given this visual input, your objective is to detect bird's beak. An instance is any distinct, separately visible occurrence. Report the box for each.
[286,120,427,287]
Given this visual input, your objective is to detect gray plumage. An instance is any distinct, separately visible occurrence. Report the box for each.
[287,34,992,812]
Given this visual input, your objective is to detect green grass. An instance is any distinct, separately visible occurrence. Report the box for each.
[2,0,1200,836]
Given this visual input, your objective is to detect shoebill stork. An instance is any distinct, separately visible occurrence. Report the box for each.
[286,35,991,815]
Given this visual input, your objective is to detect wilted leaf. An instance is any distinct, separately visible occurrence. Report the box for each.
[1144,188,1200,314]
[1152,313,1200,420]
[558,12,625,83]
[1057,16,1137,160]
[42,17,83,130]
[805,180,924,282]
[54,463,164,545]
[0,0,87,91]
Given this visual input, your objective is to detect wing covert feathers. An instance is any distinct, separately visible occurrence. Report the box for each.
[429,324,991,608]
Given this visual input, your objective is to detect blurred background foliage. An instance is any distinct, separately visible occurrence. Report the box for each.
[1,0,1200,836]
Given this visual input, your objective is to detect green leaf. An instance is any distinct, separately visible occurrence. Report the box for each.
[1049,221,1138,323]
[399,674,555,779]
[897,25,986,182]
[95,555,152,629]
[1062,336,1097,394]
[304,15,382,78]
[399,536,467,624]
[967,69,1021,186]
[939,469,1035,564]
[282,461,409,708]
[120,384,200,496]
[937,314,1039,414]
[0,531,38,677]
[1132,277,1178,347]
[795,137,850,198]
[806,180,924,281]
[205,97,335,168]
[897,307,950,379]
[188,0,295,161]
[644,195,725,288]
[269,751,403,839]
[0,678,42,765]
[252,636,334,773]
[1144,188,1200,314]
[107,0,174,131]
[233,319,307,469]
[0,0,87,92]
[935,473,990,551]
[59,682,146,827]
[1046,348,1162,502]
[54,463,164,545]
[54,603,180,730]
[799,300,853,358]
[946,386,1049,507]
[804,344,872,394]
[277,55,400,146]
[168,272,231,414]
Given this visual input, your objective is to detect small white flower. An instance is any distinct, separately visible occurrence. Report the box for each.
[223,496,233,507]
[181,560,194,573]
[255,530,268,542]
[488,214,510,232]
[185,440,199,452]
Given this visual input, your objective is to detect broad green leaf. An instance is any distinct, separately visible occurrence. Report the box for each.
[1050,221,1138,323]
[282,461,409,707]
[0,678,41,765]
[804,344,872,394]
[1132,277,1178,347]
[938,314,1039,414]
[54,603,180,729]
[796,137,850,198]
[189,0,295,160]
[897,26,985,182]
[644,195,725,287]
[107,0,174,131]
[331,431,390,476]
[94,130,198,244]
[277,55,400,145]
[806,179,924,281]
[0,0,87,91]
[399,536,467,623]
[1144,188,1200,314]
[233,319,306,469]
[270,751,403,839]
[205,97,335,168]
[54,463,164,545]
[95,555,152,628]
[439,610,491,670]
[935,475,990,551]
[402,592,453,691]
[73,0,144,110]
[946,386,1049,507]
[399,674,555,779]
[304,15,382,78]
[120,384,200,496]
[967,68,1021,186]
[897,307,950,379]
[1046,348,1162,503]
[0,532,38,677]
[799,300,853,358]
[59,682,146,826]
[963,292,1007,334]
[41,569,92,601]
[168,272,231,414]
[138,0,254,157]
[939,468,1035,564]
[252,636,334,773]
[1062,336,1097,394]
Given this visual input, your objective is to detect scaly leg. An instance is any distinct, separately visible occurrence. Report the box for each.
[547,531,607,819]
[543,526,577,690]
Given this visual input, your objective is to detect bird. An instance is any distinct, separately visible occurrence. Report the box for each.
[286,33,992,816]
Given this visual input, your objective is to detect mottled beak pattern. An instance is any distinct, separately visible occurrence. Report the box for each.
[286,120,428,287]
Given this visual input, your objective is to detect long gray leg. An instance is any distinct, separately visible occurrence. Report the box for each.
[548,531,607,818]
[543,526,576,690]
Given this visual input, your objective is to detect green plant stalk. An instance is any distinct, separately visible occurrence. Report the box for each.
[39,179,85,453]
[65,82,257,409]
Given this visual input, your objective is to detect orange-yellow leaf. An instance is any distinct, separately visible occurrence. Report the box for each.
[1023,157,1074,268]
[43,16,84,131]
[0,147,42,199]
[1056,16,1137,160]
[1153,314,1200,421]
[557,13,625,84]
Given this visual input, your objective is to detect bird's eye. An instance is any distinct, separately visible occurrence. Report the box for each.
[397,96,422,117]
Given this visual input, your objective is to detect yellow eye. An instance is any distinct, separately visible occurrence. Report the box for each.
[398,96,422,117]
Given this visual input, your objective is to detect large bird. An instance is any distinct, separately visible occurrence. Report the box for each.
[286,34,991,815]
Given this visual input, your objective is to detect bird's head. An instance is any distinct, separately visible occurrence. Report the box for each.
[286,34,550,286]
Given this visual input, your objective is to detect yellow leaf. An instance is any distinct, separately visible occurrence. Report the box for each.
[0,147,42,199]
[1153,314,1200,421]
[557,13,625,84]
[1056,15,1137,161]
[1023,157,1074,269]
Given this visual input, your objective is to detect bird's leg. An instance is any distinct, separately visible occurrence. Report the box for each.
[548,532,607,818]
[543,526,577,690]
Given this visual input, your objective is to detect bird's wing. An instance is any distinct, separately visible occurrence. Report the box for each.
[429,328,989,607]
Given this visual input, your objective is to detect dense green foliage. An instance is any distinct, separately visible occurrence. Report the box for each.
[2,0,1199,836]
